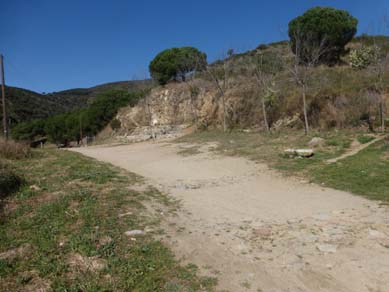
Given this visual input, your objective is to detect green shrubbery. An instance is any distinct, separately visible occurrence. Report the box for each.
[12,89,144,144]
[0,163,23,198]
[349,46,378,69]
[110,118,121,130]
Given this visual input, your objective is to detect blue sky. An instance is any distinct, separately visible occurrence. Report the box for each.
[1,0,388,93]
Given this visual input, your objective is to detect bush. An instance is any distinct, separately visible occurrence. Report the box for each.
[349,46,378,69]
[110,118,121,130]
[0,163,23,198]
[0,139,31,160]
[288,6,358,65]
[149,47,207,85]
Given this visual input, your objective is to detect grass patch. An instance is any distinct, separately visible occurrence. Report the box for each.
[313,139,389,201]
[176,129,388,202]
[357,134,375,144]
[0,149,216,291]
[0,162,24,199]
[176,129,353,174]
[0,139,30,160]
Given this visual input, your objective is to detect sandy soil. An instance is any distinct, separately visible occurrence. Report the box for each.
[72,141,389,292]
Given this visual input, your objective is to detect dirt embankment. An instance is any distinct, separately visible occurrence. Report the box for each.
[73,141,389,292]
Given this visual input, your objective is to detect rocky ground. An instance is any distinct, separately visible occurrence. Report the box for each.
[73,141,389,292]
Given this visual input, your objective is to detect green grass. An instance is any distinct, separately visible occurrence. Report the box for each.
[176,129,353,173]
[0,150,216,291]
[313,139,389,201]
[357,134,375,144]
[176,130,389,202]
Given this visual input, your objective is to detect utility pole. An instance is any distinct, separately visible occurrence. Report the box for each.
[1,54,8,140]
[79,114,83,146]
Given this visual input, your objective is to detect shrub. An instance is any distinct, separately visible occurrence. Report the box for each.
[110,118,121,130]
[0,163,23,198]
[349,46,378,69]
[149,47,207,85]
[288,6,358,65]
[0,139,31,160]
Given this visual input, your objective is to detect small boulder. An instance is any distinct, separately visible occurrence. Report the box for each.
[308,137,325,148]
[284,149,314,158]
[296,149,314,157]
[316,244,337,253]
[253,227,272,239]
[124,230,145,236]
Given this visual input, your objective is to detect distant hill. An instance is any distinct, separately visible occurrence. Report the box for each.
[1,79,152,126]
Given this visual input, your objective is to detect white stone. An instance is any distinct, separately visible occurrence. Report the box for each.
[316,244,337,253]
[125,230,145,236]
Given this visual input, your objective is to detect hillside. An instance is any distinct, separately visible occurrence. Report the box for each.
[110,35,389,143]
[1,79,152,126]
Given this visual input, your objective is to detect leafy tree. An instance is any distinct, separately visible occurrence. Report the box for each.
[248,51,283,132]
[288,6,358,65]
[12,119,46,141]
[149,47,207,85]
[12,90,143,145]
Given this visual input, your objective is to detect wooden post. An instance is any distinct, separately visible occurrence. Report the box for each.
[1,54,8,140]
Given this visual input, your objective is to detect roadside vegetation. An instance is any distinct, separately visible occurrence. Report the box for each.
[176,129,389,202]
[0,139,29,199]
[11,89,145,145]
[0,149,216,291]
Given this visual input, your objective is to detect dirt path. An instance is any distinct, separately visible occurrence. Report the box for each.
[72,142,389,292]
[326,135,386,164]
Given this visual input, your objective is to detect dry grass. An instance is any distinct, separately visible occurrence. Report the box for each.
[0,138,31,160]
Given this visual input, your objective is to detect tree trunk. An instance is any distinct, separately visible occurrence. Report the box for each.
[190,95,198,129]
[302,83,309,135]
[380,95,385,133]
[261,96,270,133]
[221,94,227,132]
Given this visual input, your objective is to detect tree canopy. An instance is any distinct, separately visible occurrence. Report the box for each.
[12,89,143,144]
[149,47,207,85]
[288,6,358,65]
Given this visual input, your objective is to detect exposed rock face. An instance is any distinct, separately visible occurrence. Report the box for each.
[116,81,219,134]
[116,125,190,143]
[112,79,312,142]
[115,77,278,134]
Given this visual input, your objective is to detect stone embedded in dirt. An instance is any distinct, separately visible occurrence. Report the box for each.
[118,211,133,218]
[125,229,145,236]
[29,184,41,191]
[378,238,389,248]
[98,236,113,246]
[368,228,386,239]
[308,137,325,148]
[175,182,200,190]
[316,244,337,253]
[296,149,314,157]
[313,213,330,221]
[253,227,272,239]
